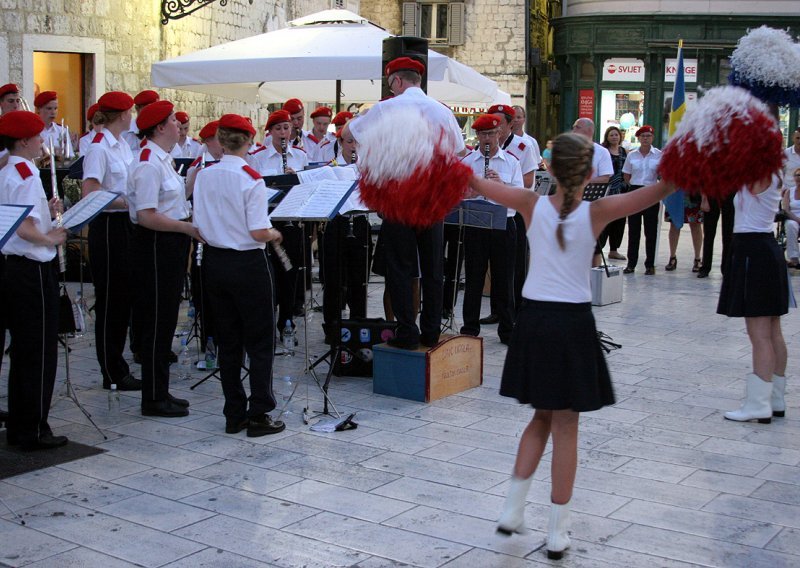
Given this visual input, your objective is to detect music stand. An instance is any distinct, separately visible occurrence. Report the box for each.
[582,182,612,276]
[271,180,357,423]
[535,171,555,196]
[443,199,507,333]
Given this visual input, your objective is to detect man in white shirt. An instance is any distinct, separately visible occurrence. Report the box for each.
[783,127,800,189]
[170,111,202,159]
[572,118,613,182]
[512,105,542,170]
[348,56,465,350]
[460,114,523,345]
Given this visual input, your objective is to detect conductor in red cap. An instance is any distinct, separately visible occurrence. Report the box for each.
[347,56,466,349]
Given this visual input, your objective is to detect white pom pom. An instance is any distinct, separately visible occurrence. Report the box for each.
[670,86,775,152]
[730,26,800,89]
[356,105,437,185]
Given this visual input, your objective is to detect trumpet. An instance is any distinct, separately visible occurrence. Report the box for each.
[483,143,490,179]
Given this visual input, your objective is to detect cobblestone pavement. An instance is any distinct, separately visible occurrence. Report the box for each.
[1,225,799,567]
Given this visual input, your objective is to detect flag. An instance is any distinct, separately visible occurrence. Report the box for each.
[664,40,686,228]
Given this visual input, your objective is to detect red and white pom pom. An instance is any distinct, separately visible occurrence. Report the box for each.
[357,104,472,227]
[658,86,785,201]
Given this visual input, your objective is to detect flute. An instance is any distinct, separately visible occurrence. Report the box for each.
[483,143,490,179]
[280,138,288,174]
[55,211,67,273]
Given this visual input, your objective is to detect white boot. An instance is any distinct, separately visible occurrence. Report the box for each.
[546,501,571,560]
[724,374,772,424]
[772,375,786,418]
[496,475,532,535]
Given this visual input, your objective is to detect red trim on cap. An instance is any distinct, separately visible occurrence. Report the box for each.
[14,162,33,180]
[242,165,261,180]
[92,132,104,144]
[139,148,152,162]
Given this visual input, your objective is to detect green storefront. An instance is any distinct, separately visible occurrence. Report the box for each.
[551,14,799,146]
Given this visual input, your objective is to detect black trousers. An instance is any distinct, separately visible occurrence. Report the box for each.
[2,256,59,445]
[596,217,626,254]
[88,213,134,387]
[701,194,735,275]
[271,221,302,331]
[131,227,190,404]
[511,212,528,312]
[204,246,277,420]
[322,215,370,328]
[442,223,464,313]
[626,197,660,269]
[383,219,443,344]
[462,218,516,341]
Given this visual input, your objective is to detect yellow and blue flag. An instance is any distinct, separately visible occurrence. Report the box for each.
[664,40,686,227]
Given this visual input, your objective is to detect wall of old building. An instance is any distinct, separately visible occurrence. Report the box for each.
[0,0,334,132]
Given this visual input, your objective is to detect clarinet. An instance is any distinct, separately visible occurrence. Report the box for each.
[484,143,491,179]
[55,211,67,273]
[271,241,292,271]
[195,149,208,267]
[350,150,357,164]
[280,138,288,174]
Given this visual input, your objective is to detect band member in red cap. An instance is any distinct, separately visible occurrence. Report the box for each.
[249,109,308,334]
[122,90,160,152]
[128,100,200,417]
[193,114,286,437]
[0,110,68,450]
[170,111,202,159]
[81,91,141,393]
[621,124,662,275]
[78,104,100,156]
[307,106,332,160]
[0,83,20,169]
[460,114,523,344]
[280,98,310,150]
[315,110,353,163]
[34,90,67,158]
[348,56,466,349]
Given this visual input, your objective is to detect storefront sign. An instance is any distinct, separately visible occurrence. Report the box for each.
[602,58,645,82]
[664,58,698,83]
[578,89,594,119]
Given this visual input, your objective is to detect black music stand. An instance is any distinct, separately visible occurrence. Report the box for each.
[271,179,357,423]
[442,199,507,333]
[582,182,612,276]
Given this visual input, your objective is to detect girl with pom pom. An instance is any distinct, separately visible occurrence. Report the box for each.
[469,132,675,559]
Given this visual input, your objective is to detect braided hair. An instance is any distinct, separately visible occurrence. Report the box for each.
[550,133,594,250]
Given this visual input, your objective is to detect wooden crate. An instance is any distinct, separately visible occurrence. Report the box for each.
[372,335,483,402]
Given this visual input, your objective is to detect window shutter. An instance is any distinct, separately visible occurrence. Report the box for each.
[448,3,465,46]
[402,2,418,36]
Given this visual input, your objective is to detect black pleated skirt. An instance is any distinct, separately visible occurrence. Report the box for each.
[717,233,790,318]
[500,300,615,412]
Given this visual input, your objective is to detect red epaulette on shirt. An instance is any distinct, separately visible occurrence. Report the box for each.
[307,133,319,144]
[242,165,261,180]
[14,162,33,180]
[518,142,526,151]
[139,139,147,148]
[249,145,267,156]
[292,145,307,153]
[140,148,152,162]
[318,139,330,148]
[92,132,104,144]
[190,156,202,168]
[507,152,520,161]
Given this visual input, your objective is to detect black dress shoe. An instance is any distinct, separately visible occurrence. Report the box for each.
[247,414,286,437]
[623,267,635,274]
[104,374,143,391]
[697,270,710,279]
[0,409,8,428]
[644,267,656,276]
[167,393,190,407]
[478,314,499,325]
[459,328,479,337]
[141,400,189,418]
[225,418,248,434]
[20,433,69,451]
[387,337,420,350]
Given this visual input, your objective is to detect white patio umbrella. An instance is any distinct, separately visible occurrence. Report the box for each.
[150,9,509,105]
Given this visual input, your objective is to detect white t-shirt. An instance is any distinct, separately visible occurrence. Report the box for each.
[193,154,272,250]
[127,141,191,224]
[0,156,56,262]
[622,146,661,186]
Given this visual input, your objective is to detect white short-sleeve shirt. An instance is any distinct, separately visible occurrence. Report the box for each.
[82,130,134,209]
[592,142,614,178]
[463,147,523,217]
[622,146,661,186]
[127,141,191,224]
[247,143,309,176]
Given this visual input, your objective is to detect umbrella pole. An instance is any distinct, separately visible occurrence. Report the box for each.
[336,80,341,112]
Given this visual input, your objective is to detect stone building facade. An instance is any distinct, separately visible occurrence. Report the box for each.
[0,0,335,133]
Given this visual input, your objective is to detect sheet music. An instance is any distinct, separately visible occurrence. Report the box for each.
[296,166,338,184]
[271,180,356,221]
[332,165,358,181]
[0,204,33,250]
[57,190,120,230]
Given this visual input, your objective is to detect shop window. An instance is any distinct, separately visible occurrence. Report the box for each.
[599,90,644,146]
[33,51,85,135]
[402,2,466,46]
[579,58,595,81]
